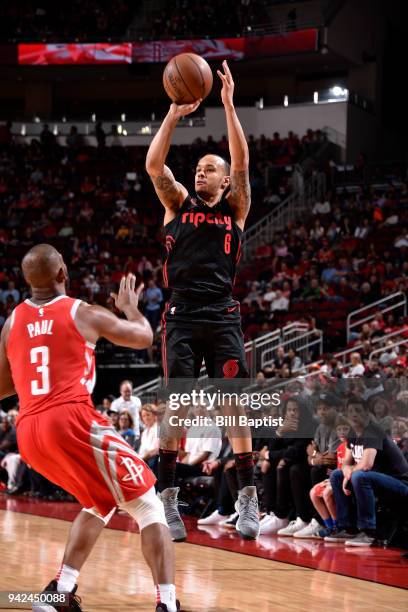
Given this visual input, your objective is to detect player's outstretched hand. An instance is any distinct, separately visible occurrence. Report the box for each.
[217,60,234,108]
[170,99,202,119]
[110,274,143,315]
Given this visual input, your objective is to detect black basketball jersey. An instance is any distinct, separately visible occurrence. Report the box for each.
[163,194,242,303]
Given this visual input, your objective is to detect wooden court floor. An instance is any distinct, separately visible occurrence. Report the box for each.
[0,509,407,612]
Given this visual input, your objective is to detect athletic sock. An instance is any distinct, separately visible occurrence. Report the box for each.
[158,449,178,492]
[323,518,334,529]
[234,452,254,489]
[156,584,177,612]
[332,519,338,529]
[56,564,79,592]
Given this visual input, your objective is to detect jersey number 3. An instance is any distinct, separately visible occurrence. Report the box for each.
[30,346,50,395]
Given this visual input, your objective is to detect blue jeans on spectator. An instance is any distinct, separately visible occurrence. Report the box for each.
[330,468,408,531]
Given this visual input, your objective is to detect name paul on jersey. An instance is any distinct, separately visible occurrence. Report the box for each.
[27,320,54,338]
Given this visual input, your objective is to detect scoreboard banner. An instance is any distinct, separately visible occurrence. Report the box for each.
[17,30,318,65]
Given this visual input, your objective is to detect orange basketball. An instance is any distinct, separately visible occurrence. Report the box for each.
[163,53,213,104]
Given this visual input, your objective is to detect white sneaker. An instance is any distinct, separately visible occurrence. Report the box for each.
[197,509,227,526]
[277,517,308,537]
[261,515,289,534]
[260,512,275,526]
[293,518,322,539]
[220,512,238,528]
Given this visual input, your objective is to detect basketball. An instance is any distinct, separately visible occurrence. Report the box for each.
[163,53,213,104]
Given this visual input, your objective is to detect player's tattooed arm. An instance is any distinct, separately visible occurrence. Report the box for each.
[229,168,251,228]
[151,165,188,212]
[0,318,16,400]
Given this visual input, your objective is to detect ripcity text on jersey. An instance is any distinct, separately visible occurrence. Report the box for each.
[163,194,242,303]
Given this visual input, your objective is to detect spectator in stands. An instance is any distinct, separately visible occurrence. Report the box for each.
[328,397,408,546]
[370,395,393,435]
[106,405,120,430]
[110,380,141,438]
[260,397,317,535]
[346,353,365,377]
[293,395,340,538]
[176,404,222,482]
[0,281,19,305]
[0,414,17,460]
[312,197,331,215]
[138,404,160,472]
[270,290,289,313]
[118,411,137,448]
[308,416,351,539]
[287,348,303,374]
[272,346,289,376]
[144,279,163,332]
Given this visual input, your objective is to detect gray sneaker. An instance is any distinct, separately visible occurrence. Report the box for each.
[234,486,260,540]
[345,531,375,547]
[159,487,187,542]
[324,529,356,543]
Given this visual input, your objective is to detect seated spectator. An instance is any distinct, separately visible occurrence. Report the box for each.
[346,353,365,377]
[144,279,163,332]
[312,197,331,215]
[309,416,351,538]
[118,411,137,448]
[260,397,317,535]
[370,395,394,435]
[0,281,19,305]
[287,348,303,374]
[270,290,289,313]
[197,439,236,526]
[110,380,141,439]
[106,405,120,430]
[176,405,222,482]
[138,405,160,472]
[328,397,408,546]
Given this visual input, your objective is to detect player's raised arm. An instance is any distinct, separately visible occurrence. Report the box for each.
[0,319,16,400]
[145,102,201,220]
[217,60,251,229]
[75,274,153,349]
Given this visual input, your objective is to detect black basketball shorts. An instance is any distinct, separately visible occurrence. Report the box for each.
[161,299,249,380]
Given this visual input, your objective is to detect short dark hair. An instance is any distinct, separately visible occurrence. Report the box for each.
[346,396,367,412]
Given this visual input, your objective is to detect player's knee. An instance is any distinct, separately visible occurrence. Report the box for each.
[118,486,168,531]
[82,506,115,525]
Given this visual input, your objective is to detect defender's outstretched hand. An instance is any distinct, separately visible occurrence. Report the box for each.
[110,274,144,315]
[170,99,202,119]
[217,60,235,107]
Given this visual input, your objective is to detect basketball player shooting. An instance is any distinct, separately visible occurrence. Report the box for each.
[0,244,181,612]
[146,61,260,541]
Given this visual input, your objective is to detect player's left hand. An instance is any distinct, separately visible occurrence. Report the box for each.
[217,60,234,108]
[110,274,144,314]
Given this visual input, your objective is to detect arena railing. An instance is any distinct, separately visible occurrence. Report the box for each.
[133,321,318,402]
[347,292,407,342]
[336,327,408,366]
[242,171,326,262]
[260,329,323,370]
[368,337,408,364]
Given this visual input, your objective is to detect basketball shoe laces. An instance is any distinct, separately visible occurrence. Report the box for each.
[238,493,258,525]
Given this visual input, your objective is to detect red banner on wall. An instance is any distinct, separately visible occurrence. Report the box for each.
[18,43,133,65]
[131,30,318,62]
[18,30,317,65]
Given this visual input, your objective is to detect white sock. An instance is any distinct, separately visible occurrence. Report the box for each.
[57,564,79,592]
[156,584,177,612]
